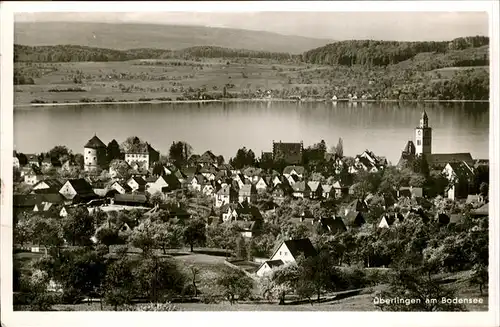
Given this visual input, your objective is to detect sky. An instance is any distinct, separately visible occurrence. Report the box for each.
[14,11,489,41]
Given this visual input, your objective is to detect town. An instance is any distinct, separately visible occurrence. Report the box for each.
[12,111,489,311]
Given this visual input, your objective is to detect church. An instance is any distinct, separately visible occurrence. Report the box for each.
[397,111,474,170]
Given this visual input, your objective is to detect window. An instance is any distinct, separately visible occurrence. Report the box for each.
[279,251,282,255]
[417,140,421,146]
[284,252,288,256]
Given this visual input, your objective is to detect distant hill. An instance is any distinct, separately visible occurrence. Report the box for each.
[14,22,334,54]
[302,36,489,67]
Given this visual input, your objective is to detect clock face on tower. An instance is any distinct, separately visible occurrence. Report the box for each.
[418,130,421,136]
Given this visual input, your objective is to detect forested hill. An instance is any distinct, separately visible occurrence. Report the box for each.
[14,44,295,62]
[302,36,489,67]
[15,22,333,54]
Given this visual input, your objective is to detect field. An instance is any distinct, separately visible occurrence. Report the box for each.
[14,59,324,105]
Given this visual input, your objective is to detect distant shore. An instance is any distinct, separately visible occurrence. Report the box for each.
[13,98,489,108]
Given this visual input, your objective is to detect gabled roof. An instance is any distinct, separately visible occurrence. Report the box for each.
[283,165,305,175]
[199,150,218,163]
[84,135,107,149]
[428,153,474,167]
[129,176,147,186]
[445,161,474,180]
[307,181,321,192]
[64,178,95,196]
[320,217,347,234]
[344,211,366,227]
[348,199,368,212]
[403,140,416,154]
[281,238,317,260]
[33,178,63,191]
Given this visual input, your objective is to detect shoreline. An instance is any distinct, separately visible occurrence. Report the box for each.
[13,98,490,108]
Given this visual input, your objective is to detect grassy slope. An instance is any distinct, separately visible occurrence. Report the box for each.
[14,22,333,54]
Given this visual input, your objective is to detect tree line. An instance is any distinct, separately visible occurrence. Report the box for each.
[302,36,488,67]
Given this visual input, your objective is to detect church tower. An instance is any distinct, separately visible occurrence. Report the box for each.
[415,110,432,156]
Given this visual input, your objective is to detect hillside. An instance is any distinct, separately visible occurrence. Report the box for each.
[302,36,489,67]
[14,22,334,54]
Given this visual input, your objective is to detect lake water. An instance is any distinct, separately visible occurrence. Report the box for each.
[14,101,489,165]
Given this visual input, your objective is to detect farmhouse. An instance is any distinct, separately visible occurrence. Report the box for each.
[269,238,317,264]
[59,178,97,203]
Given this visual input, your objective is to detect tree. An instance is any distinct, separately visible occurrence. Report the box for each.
[216,268,254,305]
[298,251,338,301]
[235,236,248,259]
[269,263,301,304]
[153,221,183,254]
[128,218,157,255]
[61,207,95,246]
[479,182,488,197]
[95,225,120,252]
[229,147,256,169]
[150,191,165,207]
[107,139,122,162]
[109,159,132,179]
[169,141,193,167]
[56,248,107,304]
[104,256,135,310]
[48,145,71,164]
[134,256,187,302]
[375,267,466,311]
[183,219,207,252]
[28,216,64,254]
[469,263,488,295]
[351,180,372,200]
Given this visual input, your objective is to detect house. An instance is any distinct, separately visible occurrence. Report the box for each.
[273,141,304,165]
[33,202,55,213]
[233,174,247,189]
[113,193,148,207]
[123,137,160,171]
[199,166,217,181]
[255,177,269,191]
[269,238,317,264]
[286,174,300,186]
[236,220,262,238]
[221,203,262,223]
[307,181,323,200]
[109,181,132,195]
[291,181,310,199]
[26,154,40,167]
[202,182,218,196]
[59,178,97,203]
[243,167,263,183]
[272,183,292,204]
[332,181,348,198]
[198,150,219,167]
[272,175,283,187]
[397,140,416,170]
[31,179,63,194]
[215,184,238,208]
[238,184,257,204]
[256,259,285,277]
[378,212,404,228]
[283,166,305,179]
[127,176,147,192]
[442,161,475,200]
[319,217,347,234]
[321,184,335,199]
[344,211,366,229]
[188,174,207,192]
[24,166,44,185]
[344,199,368,215]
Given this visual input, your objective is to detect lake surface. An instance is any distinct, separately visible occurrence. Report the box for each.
[14,101,489,165]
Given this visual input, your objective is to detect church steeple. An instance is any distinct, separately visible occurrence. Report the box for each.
[420,110,429,128]
[416,110,432,156]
